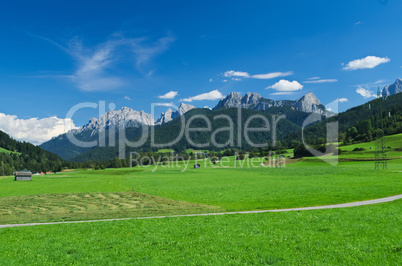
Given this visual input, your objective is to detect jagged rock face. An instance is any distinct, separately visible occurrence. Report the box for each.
[72,107,154,133]
[177,103,195,116]
[383,78,402,96]
[155,103,195,125]
[214,91,327,115]
[156,108,174,125]
[241,92,262,107]
[214,92,243,109]
[294,92,322,113]
[214,92,266,109]
[254,99,295,110]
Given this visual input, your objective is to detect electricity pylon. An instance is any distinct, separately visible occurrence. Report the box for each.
[374,87,387,170]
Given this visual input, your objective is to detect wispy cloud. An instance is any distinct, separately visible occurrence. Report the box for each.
[124,96,132,100]
[266,79,303,92]
[129,34,175,67]
[223,70,293,80]
[69,38,126,91]
[303,79,338,84]
[155,102,174,107]
[35,33,175,91]
[223,70,250,78]
[181,90,223,102]
[0,113,76,145]
[270,91,295,95]
[251,71,293,79]
[343,56,390,71]
[158,91,178,99]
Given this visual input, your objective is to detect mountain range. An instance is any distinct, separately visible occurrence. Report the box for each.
[68,91,327,135]
[39,78,402,161]
[66,78,400,136]
[214,91,329,116]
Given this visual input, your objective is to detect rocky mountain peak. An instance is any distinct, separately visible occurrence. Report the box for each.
[383,78,402,96]
[71,107,155,133]
[294,92,322,113]
[177,103,195,115]
[242,92,262,105]
[155,103,195,125]
[214,92,262,110]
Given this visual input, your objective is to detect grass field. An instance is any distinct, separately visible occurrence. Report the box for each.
[0,134,401,264]
[0,161,401,224]
[0,200,400,264]
[0,191,222,224]
[0,147,20,155]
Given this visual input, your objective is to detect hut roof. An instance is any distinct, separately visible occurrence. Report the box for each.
[15,171,32,177]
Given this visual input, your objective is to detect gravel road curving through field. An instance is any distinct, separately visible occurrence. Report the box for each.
[1,194,401,229]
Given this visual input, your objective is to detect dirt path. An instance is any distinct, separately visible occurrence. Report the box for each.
[1,194,401,229]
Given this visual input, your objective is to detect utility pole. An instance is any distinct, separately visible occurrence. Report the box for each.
[374,87,387,170]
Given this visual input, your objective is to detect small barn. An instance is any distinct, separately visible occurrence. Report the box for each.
[14,171,32,181]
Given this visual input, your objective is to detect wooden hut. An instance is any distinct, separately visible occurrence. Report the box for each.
[14,171,32,181]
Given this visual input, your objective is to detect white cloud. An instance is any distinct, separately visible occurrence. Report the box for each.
[181,90,223,102]
[356,87,376,98]
[343,56,390,70]
[336,98,348,102]
[232,78,241,81]
[155,103,174,107]
[223,70,293,80]
[223,70,250,78]
[124,96,132,100]
[267,79,303,92]
[209,78,213,82]
[158,91,178,99]
[270,91,295,95]
[308,77,320,80]
[251,71,293,79]
[303,79,338,84]
[0,113,77,145]
[222,79,228,82]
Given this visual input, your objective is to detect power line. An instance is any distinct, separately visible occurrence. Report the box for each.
[374,87,387,170]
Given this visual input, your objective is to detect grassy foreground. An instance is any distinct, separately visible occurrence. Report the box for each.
[0,200,400,265]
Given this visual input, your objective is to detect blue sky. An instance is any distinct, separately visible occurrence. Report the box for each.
[0,0,401,144]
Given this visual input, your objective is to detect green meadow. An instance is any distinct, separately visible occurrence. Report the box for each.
[0,200,400,265]
[0,134,401,264]
[0,147,20,155]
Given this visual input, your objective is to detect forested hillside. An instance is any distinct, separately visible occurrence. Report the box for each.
[0,130,66,176]
[283,92,402,147]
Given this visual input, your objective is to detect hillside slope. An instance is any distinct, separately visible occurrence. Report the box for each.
[0,130,66,175]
